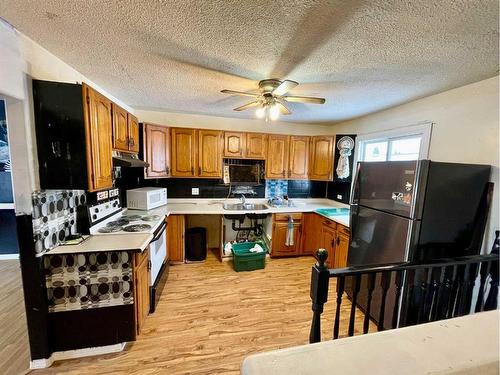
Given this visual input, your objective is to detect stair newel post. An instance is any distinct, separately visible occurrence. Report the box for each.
[309,249,330,344]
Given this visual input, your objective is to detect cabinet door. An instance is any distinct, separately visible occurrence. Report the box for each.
[112,104,129,152]
[135,248,150,335]
[198,130,223,177]
[128,114,140,153]
[167,215,185,263]
[84,85,113,191]
[171,128,196,177]
[320,224,336,268]
[246,133,267,159]
[334,231,349,268]
[288,136,309,179]
[266,134,289,179]
[144,123,170,179]
[224,132,245,158]
[271,222,302,256]
[309,136,334,181]
[302,213,323,255]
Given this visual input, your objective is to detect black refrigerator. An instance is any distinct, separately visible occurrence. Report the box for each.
[347,160,491,328]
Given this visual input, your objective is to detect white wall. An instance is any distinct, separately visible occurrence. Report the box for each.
[136,109,333,135]
[332,76,500,251]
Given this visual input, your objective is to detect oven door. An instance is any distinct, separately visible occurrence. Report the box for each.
[149,221,167,285]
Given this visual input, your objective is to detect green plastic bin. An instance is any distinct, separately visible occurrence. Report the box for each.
[231,241,267,272]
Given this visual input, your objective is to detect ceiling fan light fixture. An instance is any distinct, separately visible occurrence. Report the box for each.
[255,106,266,119]
[269,104,280,121]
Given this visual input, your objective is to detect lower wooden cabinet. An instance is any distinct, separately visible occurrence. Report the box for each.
[167,215,185,263]
[271,213,303,257]
[319,217,350,269]
[134,248,150,335]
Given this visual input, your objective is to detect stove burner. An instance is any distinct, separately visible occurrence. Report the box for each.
[125,215,142,221]
[123,224,152,232]
[107,218,130,226]
[98,226,123,233]
[142,215,161,222]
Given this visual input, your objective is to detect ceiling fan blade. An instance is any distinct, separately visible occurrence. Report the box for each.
[221,89,259,98]
[283,95,326,104]
[272,80,298,96]
[276,100,292,115]
[233,101,260,111]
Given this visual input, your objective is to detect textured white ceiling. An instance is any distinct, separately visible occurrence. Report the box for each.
[1,0,498,123]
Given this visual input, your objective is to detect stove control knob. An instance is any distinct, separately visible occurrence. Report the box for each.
[92,214,97,220]
[94,208,99,213]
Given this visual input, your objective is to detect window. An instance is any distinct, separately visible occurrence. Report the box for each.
[357,123,432,163]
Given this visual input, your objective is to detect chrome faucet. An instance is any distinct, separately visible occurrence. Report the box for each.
[240,194,246,205]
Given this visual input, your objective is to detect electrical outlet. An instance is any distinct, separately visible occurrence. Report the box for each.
[192,187,200,196]
[336,194,343,200]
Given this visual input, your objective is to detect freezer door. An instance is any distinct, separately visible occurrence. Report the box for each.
[351,161,420,218]
[348,205,414,266]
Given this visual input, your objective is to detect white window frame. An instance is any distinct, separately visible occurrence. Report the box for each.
[354,122,433,166]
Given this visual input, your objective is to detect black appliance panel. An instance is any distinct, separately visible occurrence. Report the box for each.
[415,161,491,261]
[353,161,419,218]
[348,205,413,266]
[32,80,88,190]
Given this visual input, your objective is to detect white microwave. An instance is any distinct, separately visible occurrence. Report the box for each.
[126,187,167,210]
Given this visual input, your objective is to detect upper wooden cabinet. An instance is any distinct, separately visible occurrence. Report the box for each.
[171,128,197,177]
[112,104,129,151]
[223,132,267,159]
[246,133,267,159]
[112,104,140,153]
[143,123,170,179]
[266,134,289,179]
[224,132,245,158]
[288,136,310,180]
[309,136,334,181]
[128,114,139,153]
[198,130,223,177]
[84,85,113,192]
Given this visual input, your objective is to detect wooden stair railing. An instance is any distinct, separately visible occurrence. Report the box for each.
[309,234,499,343]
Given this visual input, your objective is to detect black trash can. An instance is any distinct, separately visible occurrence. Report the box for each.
[185,227,207,262]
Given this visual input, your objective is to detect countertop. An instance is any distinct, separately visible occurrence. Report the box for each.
[44,233,153,256]
[44,198,349,256]
[143,198,350,227]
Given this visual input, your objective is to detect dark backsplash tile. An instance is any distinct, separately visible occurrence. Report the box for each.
[327,181,352,204]
[287,180,326,199]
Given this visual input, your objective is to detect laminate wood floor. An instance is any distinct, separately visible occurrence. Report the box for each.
[34,252,373,375]
[0,259,30,375]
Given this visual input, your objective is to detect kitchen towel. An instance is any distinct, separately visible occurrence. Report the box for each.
[285,216,294,246]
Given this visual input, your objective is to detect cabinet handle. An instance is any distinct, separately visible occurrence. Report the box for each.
[337,237,340,246]
[166,166,170,175]
[198,166,201,175]
[191,167,194,175]
[331,239,335,247]
[282,170,285,177]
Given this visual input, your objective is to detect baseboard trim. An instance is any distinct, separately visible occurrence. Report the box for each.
[30,342,126,369]
[0,253,19,260]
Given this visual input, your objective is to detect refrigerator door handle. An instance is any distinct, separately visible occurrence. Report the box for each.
[350,162,361,205]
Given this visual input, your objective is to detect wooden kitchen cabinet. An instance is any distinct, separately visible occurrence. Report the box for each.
[320,217,350,269]
[83,85,114,191]
[288,136,310,180]
[266,134,289,179]
[112,104,129,151]
[134,248,150,335]
[112,104,139,153]
[128,114,140,153]
[143,123,170,178]
[271,213,303,257]
[198,129,223,177]
[302,212,324,255]
[171,128,197,177]
[246,133,267,159]
[224,131,245,158]
[309,136,334,181]
[167,215,185,263]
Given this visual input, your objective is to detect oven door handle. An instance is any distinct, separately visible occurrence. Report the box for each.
[151,220,167,242]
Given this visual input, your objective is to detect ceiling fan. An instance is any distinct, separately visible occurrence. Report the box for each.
[221,79,325,121]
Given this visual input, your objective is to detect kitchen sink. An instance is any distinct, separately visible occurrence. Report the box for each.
[222,203,269,211]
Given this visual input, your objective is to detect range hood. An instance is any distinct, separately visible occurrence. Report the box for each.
[112,152,149,168]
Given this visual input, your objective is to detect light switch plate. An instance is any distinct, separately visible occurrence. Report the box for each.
[336,194,343,200]
[192,187,200,196]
